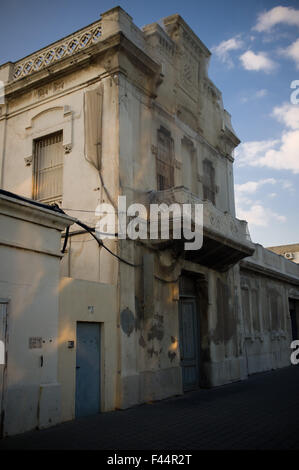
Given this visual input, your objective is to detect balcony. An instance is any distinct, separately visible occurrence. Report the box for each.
[137,186,254,271]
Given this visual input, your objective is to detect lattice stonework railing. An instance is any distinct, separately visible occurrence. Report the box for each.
[13,21,102,81]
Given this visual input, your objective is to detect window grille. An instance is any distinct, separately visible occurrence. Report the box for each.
[33,131,63,204]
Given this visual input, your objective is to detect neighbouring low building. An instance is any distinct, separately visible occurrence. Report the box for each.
[0,191,74,436]
[267,243,299,264]
[0,6,298,435]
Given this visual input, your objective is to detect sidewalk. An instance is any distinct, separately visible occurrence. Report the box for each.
[1,366,299,450]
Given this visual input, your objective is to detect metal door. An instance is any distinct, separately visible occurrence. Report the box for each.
[290,308,298,341]
[179,299,199,391]
[0,303,7,436]
[75,322,101,418]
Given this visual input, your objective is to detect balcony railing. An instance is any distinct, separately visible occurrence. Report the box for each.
[139,186,252,246]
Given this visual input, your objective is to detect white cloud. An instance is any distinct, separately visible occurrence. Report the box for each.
[235,178,276,195]
[235,178,287,229]
[240,50,277,72]
[257,130,299,173]
[282,38,299,69]
[272,103,299,129]
[281,180,294,191]
[254,6,299,32]
[236,140,280,166]
[255,88,268,98]
[236,203,286,227]
[236,133,299,173]
[212,36,244,67]
[241,89,268,103]
[236,104,299,174]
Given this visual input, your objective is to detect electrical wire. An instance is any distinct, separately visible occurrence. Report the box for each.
[70,219,141,268]
[0,189,141,269]
[61,226,70,253]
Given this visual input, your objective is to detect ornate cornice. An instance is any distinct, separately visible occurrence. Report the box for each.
[4,32,161,100]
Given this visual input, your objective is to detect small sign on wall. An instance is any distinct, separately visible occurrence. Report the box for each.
[29,337,43,349]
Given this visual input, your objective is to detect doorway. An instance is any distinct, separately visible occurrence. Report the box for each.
[75,322,101,418]
[289,299,298,341]
[179,276,200,391]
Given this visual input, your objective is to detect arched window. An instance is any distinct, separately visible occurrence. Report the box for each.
[156,127,174,191]
[202,159,216,204]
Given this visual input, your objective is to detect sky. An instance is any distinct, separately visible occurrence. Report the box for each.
[0,0,299,247]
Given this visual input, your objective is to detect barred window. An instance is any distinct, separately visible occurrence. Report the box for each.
[156,127,174,191]
[33,131,63,204]
[202,159,216,204]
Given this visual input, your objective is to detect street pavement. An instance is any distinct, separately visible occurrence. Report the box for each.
[0,366,298,450]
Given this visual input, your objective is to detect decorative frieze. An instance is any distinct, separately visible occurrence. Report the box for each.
[158,35,175,57]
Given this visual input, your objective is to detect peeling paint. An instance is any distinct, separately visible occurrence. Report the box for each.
[120,308,135,337]
[213,278,236,344]
[168,351,176,362]
[147,314,164,341]
[147,347,159,358]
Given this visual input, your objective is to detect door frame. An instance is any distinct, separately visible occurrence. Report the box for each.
[289,298,299,341]
[178,276,201,392]
[0,299,9,438]
[75,321,102,418]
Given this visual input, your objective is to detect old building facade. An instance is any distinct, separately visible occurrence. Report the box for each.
[0,7,299,432]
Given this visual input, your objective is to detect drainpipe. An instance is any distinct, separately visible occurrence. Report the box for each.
[0,63,14,189]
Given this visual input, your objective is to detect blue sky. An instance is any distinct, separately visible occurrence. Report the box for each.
[1,0,299,247]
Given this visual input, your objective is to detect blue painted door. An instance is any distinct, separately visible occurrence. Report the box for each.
[75,322,101,418]
[179,299,199,391]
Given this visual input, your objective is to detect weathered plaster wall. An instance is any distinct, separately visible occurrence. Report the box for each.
[0,194,73,436]
[240,244,299,375]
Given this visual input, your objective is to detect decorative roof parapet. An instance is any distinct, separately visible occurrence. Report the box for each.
[12,20,102,81]
[1,6,147,86]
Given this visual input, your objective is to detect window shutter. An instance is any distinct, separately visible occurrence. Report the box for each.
[84,87,103,171]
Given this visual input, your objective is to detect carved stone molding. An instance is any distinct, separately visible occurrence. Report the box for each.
[24,156,32,167]
[24,105,73,163]
[63,144,72,154]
